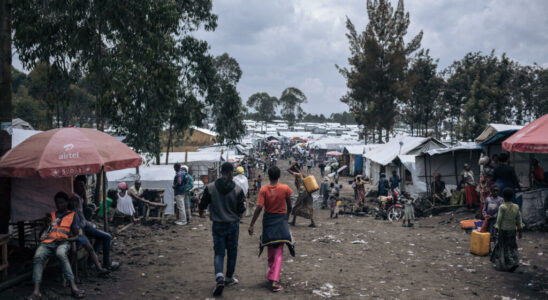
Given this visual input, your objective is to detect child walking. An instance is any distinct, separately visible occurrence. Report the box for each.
[490,188,524,272]
[402,193,415,227]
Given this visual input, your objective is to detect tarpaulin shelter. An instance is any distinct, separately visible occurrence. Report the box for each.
[416,143,483,197]
[476,123,523,156]
[0,128,142,226]
[502,114,548,228]
[364,136,446,191]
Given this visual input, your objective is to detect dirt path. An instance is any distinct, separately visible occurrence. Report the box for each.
[3,161,548,299]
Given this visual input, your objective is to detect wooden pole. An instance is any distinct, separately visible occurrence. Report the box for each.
[101,168,108,233]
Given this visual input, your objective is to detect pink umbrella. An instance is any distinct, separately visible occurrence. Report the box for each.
[0,128,142,178]
[268,139,279,144]
[326,151,343,156]
[503,114,548,153]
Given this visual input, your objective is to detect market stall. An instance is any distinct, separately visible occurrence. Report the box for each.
[0,128,142,234]
[502,114,548,228]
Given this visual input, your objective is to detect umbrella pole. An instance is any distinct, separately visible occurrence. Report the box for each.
[101,168,108,233]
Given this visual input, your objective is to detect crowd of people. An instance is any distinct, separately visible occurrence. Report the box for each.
[25,140,541,298]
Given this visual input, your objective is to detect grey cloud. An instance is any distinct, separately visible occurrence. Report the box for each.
[12,0,548,115]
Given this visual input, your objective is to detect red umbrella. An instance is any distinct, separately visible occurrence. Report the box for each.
[0,128,142,178]
[503,114,548,153]
[326,151,343,156]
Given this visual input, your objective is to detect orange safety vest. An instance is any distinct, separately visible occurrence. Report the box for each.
[41,211,75,244]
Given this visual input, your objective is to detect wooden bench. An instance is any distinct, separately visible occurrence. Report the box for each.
[143,189,167,225]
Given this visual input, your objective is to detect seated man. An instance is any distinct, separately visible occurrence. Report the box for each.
[74,178,120,271]
[111,182,138,222]
[28,192,85,300]
[431,173,447,205]
[129,180,150,217]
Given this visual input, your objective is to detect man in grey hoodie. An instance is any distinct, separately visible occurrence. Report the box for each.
[199,162,246,297]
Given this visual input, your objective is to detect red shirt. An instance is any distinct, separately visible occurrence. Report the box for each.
[257,183,293,214]
[534,166,545,180]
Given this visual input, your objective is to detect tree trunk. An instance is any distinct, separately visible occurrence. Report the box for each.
[0,0,12,234]
[165,116,174,165]
[385,128,389,142]
[377,127,382,143]
[95,5,104,131]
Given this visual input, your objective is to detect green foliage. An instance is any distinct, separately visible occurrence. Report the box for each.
[208,53,246,145]
[403,49,444,136]
[337,0,422,142]
[329,111,357,125]
[247,92,279,124]
[279,87,307,127]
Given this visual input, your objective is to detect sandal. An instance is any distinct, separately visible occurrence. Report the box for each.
[71,289,86,299]
[272,283,284,292]
[26,293,42,300]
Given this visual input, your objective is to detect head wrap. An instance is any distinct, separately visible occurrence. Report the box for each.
[117,182,127,190]
[236,166,245,175]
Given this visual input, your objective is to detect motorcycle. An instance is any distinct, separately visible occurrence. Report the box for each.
[375,188,404,221]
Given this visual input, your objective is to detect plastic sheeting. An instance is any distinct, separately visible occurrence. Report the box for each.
[11,176,72,222]
[364,136,437,166]
[107,165,176,215]
[11,128,42,148]
[519,189,548,229]
[398,155,427,198]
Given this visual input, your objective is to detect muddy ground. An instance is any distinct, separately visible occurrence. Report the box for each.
[2,160,548,299]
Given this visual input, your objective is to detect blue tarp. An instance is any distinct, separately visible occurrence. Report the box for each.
[354,155,363,176]
[480,130,520,146]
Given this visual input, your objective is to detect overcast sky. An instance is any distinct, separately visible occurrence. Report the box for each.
[12,0,548,115]
[194,0,548,115]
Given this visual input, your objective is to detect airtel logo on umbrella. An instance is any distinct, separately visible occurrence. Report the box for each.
[59,143,79,160]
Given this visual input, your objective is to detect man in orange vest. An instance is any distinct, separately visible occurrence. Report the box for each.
[28,192,85,300]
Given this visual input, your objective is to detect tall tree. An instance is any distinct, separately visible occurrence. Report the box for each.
[532,67,548,118]
[337,0,422,142]
[405,49,443,136]
[279,87,307,127]
[247,92,279,132]
[106,1,217,162]
[12,0,79,128]
[208,53,246,146]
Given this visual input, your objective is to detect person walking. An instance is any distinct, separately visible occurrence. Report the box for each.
[319,177,329,209]
[288,163,316,227]
[491,188,524,272]
[233,166,250,217]
[318,161,326,177]
[173,164,188,225]
[248,166,295,292]
[199,163,246,297]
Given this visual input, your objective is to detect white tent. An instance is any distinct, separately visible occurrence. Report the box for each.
[12,128,42,147]
[107,165,177,215]
[158,151,221,177]
[364,136,446,190]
